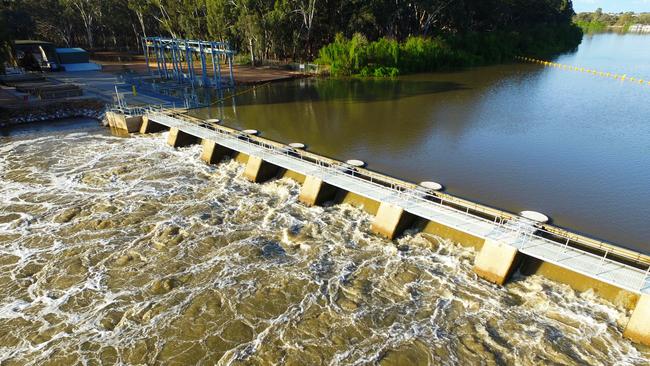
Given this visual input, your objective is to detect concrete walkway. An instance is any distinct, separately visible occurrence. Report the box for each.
[50,71,178,105]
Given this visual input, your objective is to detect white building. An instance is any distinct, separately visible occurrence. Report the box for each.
[628,24,650,33]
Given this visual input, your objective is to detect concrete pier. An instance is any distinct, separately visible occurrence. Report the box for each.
[624,294,650,346]
[140,116,167,134]
[299,176,338,206]
[106,112,143,133]
[473,238,520,285]
[167,127,199,148]
[371,202,415,240]
[244,156,279,183]
[109,110,650,346]
[201,139,234,164]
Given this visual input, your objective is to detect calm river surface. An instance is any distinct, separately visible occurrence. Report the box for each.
[193,33,650,254]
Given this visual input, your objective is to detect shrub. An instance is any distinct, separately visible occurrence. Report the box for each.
[317,25,582,77]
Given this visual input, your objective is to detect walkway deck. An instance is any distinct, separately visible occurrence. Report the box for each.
[147,112,650,296]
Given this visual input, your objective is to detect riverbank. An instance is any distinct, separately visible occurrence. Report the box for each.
[0,99,105,127]
[92,53,309,85]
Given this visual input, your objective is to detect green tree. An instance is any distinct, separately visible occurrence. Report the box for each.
[60,0,102,48]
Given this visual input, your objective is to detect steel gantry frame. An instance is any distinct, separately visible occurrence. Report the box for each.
[143,37,235,89]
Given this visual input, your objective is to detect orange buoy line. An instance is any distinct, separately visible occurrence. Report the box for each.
[515,56,650,87]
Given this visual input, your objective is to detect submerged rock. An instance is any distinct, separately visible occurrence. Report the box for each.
[149,278,176,295]
[152,225,186,249]
[100,311,124,331]
[114,253,136,266]
[54,207,81,223]
[260,240,286,258]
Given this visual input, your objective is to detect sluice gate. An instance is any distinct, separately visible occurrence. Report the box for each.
[143,37,236,89]
[106,109,650,346]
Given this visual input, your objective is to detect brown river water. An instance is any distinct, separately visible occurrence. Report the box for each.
[0,120,649,365]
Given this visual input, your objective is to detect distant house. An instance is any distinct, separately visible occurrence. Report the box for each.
[628,24,650,33]
[55,48,101,72]
[11,42,102,72]
[56,48,90,64]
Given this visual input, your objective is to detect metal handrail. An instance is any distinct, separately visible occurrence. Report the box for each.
[148,110,650,292]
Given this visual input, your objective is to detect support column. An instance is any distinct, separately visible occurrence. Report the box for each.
[199,42,209,85]
[172,41,180,81]
[473,239,519,285]
[370,202,415,240]
[210,43,219,88]
[105,112,142,133]
[161,42,168,79]
[155,40,162,77]
[143,38,150,74]
[153,40,160,77]
[216,49,223,89]
[139,116,168,134]
[228,53,235,87]
[167,127,199,148]
[299,176,338,206]
[169,42,176,79]
[200,139,233,164]
[185,40,194,82]
[624,294,650,346]
[243,156,279,183]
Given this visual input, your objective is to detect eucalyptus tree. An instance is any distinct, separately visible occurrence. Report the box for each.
[128,0,155,40]
[60,0,102,48]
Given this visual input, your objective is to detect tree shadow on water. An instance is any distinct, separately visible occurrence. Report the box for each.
[218,78,467,107]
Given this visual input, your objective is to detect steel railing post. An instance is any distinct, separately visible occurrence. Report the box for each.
[640,266,650,290]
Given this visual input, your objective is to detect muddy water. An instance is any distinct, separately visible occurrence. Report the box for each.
[1,125,649,365]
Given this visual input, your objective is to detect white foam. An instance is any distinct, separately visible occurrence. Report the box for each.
[0,130,646,365]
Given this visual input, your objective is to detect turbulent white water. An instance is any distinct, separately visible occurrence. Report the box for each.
[0,125,648,365]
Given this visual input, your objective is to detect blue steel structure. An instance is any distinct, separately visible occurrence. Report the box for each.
[143,37,235,89]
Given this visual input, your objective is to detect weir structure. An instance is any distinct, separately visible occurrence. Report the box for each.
[105,108,650,347]
[143,37,235,89]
